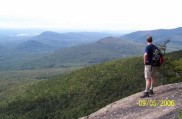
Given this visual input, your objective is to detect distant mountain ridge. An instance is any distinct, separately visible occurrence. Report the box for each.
[0,27,182,70]
[13,31,111,52]
[121,27,182,41]
[26,31,112,49]
[0,31,112,70]
[121,27,182,51]
[22,37,144,69]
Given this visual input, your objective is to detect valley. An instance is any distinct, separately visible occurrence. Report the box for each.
[0,27,182,119]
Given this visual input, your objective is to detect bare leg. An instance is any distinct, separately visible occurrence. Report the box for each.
[150,78,156,90]
[145,78,151,92]
[140,78,150,98]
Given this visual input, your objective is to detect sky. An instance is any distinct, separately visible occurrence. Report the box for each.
[0,0,182,31]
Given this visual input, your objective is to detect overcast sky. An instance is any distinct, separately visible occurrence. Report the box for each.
[0,0,182,31]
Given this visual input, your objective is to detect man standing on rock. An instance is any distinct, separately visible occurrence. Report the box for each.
[140,36,158,98]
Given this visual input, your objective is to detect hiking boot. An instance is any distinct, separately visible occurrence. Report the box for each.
[149,90,154,95]
[140,92,149,98]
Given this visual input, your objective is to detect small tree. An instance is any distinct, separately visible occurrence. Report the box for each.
[155,39,170,56]
[155,39,170,85]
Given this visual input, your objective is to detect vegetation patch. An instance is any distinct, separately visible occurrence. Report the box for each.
[0,50,182,119]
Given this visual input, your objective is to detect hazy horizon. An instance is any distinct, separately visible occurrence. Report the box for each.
[0,0,182,31]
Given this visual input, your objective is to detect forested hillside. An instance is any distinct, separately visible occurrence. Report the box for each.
[0,50,181,119]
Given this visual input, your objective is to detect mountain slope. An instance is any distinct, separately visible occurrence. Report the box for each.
[22,37,144,69]
[80,82,182,119]
[1,50,182,119]
[1,57,145,119]
[16,40,50,52]
[121,27,182,51]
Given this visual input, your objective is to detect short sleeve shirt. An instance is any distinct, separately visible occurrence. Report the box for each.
[145,44,157,65]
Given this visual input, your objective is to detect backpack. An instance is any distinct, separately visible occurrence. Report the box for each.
[151,46,164,67]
